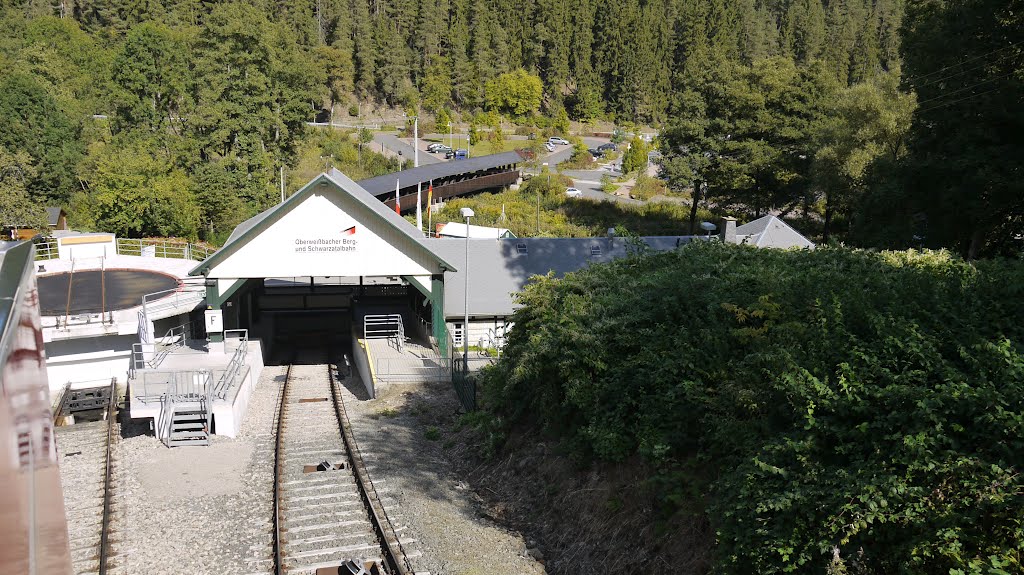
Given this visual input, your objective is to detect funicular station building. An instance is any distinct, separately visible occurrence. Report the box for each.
[21,153,813,448]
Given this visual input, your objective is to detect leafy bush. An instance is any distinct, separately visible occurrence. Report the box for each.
[480,243,1024,573]
[629,174,668,200]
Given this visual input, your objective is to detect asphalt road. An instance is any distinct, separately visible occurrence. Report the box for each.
[372,132,641,205]
[371,132,444,165]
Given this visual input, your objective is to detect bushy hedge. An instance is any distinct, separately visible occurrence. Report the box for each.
[480,242,1024,573]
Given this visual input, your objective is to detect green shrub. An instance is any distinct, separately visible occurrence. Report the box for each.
[424,426,441,441]
[481,243,1024,573]
[629,174,667,201]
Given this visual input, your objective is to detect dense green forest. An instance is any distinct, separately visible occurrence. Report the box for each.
[0,0,1020,253]
[480,242,1024,573]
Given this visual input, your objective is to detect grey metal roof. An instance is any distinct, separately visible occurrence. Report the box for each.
[46,207,63,226]
[356,150,526,197]
[735,215,815,249]
[190,170,457,277]
[428,236,697,317]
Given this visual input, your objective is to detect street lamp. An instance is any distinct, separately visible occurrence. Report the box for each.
[460,207,474,371]
[539,163,548,234]
[447,121,453,154]
[405,112,423,232]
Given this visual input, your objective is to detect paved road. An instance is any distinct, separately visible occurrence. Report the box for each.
[373,132,641,206]
[372,133,444,166]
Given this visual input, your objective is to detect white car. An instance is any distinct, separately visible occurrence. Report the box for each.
[548,137,570,145]
[544,142,555,152]
[565,187,583,198]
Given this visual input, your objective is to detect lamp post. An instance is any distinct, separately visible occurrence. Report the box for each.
[460,207,474,371]
[405,112,423,232]
[447,121,452,154]
[539,163,548,235]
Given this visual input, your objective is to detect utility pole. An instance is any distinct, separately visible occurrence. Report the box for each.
[280,166,285,203]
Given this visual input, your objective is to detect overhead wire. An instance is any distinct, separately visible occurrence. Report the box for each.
[904,40,1022,85]
[914,70,1018,107]
[916,86,1007,115]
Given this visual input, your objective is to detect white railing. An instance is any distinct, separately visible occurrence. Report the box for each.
[212,330,249,400]
[115,238,215,261]
[141,283,206,322]
[34,240,58,261]
[363,314,405,353]
[129,325,187,379]
[212,345,247,400]
[135,369,211,404]
[307,121,382,130]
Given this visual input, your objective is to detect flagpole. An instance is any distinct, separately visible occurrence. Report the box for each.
[427,180,433,237]
[416,182,422,233]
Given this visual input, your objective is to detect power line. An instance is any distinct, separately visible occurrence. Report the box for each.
[905,40,1022,84]
[915,70,1017,107]
[916,85,1006,115]
[913,50,1017,90]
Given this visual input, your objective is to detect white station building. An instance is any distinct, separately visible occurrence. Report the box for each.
[29,169,813,446]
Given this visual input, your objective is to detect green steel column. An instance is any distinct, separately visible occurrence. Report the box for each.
[204,280,224,343]
[431,274,447,359]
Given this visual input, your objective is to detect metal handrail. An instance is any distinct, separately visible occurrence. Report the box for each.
[130,324,186,378]
[115,238,215,261]
[364,314,405,352]
[212,340,248,399]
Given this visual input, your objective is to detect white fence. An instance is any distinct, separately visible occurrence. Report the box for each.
[34,237,215,262]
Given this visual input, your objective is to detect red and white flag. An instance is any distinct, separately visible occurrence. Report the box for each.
[394,179,401,215]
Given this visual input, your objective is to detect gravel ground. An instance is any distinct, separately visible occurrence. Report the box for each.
[338,371,546,575]
[118,365,283,575]
[68,359,541,575]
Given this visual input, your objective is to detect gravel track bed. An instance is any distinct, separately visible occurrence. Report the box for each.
[338,375,546,575]
[118,366,282,575]
[56,419,126,575]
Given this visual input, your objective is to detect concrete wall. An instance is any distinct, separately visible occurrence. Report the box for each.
[56,234,116,260]
[44,333,135,397]
[350,324,375,398]
[210,340,265,438]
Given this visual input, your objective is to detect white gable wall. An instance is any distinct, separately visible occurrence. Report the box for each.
[207,191,437,279]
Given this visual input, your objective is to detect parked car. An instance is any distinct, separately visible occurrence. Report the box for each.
[588,148,603,158]
[548,137,570,145]
[434,144,453,154]
[426,143,442,153]
[446,148,469,160]
[565,187,583,198]
[597,143,618,152]
[544,142,556,152]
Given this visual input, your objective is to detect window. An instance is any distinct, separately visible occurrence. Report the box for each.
[591,244,602,257]
[516,243,528,255]
[452,323,464,347]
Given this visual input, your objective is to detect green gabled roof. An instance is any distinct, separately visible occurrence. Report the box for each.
[189,170,456,277]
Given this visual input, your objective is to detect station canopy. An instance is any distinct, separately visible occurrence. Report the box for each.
[190,169,456,281]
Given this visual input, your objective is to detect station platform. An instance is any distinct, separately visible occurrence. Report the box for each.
[128,338,265,439]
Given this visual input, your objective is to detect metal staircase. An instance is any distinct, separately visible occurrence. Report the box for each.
[156,371,212,447]
[166,401,210,446]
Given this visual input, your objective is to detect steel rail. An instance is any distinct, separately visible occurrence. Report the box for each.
[272,363,292,575]
[328,359,413,575]
[97,376,117,575]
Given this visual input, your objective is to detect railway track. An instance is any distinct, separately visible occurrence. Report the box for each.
[273,349,414,575]
[55,378,122,575]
